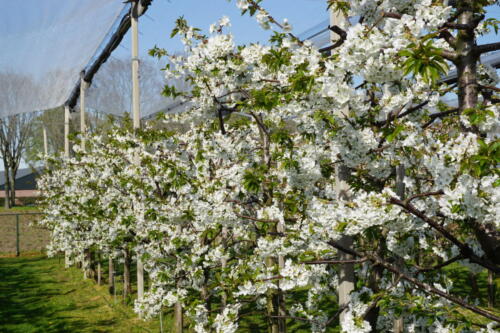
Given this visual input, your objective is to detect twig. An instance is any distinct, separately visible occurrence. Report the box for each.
[235,213,278,224]
[302,258,368,265]
[405,190,444,204]
[417,255,464,273]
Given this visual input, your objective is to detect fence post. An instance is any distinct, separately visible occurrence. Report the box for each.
[15,214,20,256]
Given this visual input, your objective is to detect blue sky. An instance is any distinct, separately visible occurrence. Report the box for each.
[115,0,331,57]
[116,0,499,58]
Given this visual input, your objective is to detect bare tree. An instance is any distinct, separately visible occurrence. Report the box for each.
[0,113,35,207]
[0,72,38,207]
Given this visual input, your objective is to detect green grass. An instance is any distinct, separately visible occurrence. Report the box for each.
[0,206,39,213]
[0,255,497,332]
[0,255,171,333]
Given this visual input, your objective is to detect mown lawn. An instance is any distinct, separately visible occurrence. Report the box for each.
[0,255,170,333]
[0,255,497,332]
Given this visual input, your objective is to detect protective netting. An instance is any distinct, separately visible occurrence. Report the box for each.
[84,56,186,118]
[0,0,126,118]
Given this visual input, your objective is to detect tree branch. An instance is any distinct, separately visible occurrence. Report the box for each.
[476,42,500,55]
[302,258,368,265]
[479,84,500,93]
[235,213,278,224]
[438,29,457,48]
[374,101,429,127]
[422,108,459,128]
[404,189,444,204]
[319,25,347,53]
[328,241,500,323]
[417,255,464,273]
[389,197,500,273]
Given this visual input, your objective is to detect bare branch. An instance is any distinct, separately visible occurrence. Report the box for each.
[438,29,457,48]
[404,190,444,204]
[319,25,347,53]
[417,255,464,273]
[479,84,500,93]
[389,197,500,273]
[235,213,278,224]
[302,258,368,265]
[422,108,459,128]
[476,42,500,55]
[328,241,500,322]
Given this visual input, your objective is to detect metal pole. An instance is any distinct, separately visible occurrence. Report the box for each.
[64,105,70,157]
[131,0,144,303]
[15,214,20,256]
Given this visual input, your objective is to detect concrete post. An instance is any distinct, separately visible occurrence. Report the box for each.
[80,74,88,151]
[64,105,70,157]
[393,165,405,333]
[131,0,144,303]
[80,74,89,277]
[43,126,48,155]
[330,9,354,327]
[64,105,71,268]
[15,214,20,256]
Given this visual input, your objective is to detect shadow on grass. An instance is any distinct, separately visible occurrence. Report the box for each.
[0,256,101,333]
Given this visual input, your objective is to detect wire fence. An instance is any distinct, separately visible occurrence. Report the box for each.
[0,212,48,256]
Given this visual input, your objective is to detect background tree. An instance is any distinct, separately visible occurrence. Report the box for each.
[0,72,38,207]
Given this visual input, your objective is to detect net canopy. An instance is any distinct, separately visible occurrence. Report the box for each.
[0,0,127,118]
[84,56,185,119]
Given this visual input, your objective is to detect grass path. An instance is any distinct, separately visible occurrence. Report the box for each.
[0,255,166,333]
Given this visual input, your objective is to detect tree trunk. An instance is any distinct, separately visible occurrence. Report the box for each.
[108,257,115,294]
[3,179,10,209]
[221,227,228,308]
[488,270,496,308]
[266,256,279,333]
[174,278,183,333]
[83,249,94,280]
[9,169,15,207]
[469,272,479,299]
[3,160,11,209]
[123,248,132,299]
[456,0,478,114]
[453,1,500,268]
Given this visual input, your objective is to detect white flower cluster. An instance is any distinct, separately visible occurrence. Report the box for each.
[38,1,499,331]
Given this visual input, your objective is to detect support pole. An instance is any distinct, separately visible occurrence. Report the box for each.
[64,105,70,157]
[330,9,354,328]
[64,105,71,268]
[131,0,144,303]
[42,126,48,155]
[80,74,89,276]
[97,252,102,286]
[15,214,20,257]
[80,74,88,151]
[336,165,355,326]
[131,1,141,130]
[393,165,405,333]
